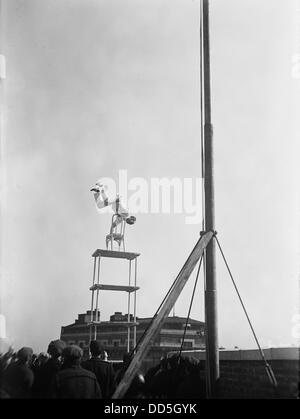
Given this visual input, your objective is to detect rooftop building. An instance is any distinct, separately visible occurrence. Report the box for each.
[60,310,205,371]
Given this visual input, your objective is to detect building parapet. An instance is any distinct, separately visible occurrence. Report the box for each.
[174,347,299,361]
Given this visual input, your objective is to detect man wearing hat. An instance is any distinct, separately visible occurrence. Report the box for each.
[3,347,34,398]
[82,340,116,399]
[49,345,101,399]
[32,339,66,398]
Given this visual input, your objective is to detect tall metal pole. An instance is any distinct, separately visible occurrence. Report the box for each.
[202,0,219,398]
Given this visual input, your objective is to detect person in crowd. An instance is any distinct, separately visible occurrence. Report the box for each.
[2,347,34,398]
[145,353,206,399]
[32,339,66,398]
[100,350,108,362]
[144,357,164,397]
[49,345,101,399]
[0,349,15,398]
[115,351,131,385]
[173,356,206,398]
[115,351,145,399]
[146,355,172,398]
[82,340,116,399]
[0,348,13,376]
[30,354,38,369]
[37,352,49,367]
[31,352,49,374]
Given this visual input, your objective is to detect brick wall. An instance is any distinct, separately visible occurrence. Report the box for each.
[179,347,299,399]
[217,359,298,399]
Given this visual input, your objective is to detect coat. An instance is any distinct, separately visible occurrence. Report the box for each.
[32,358,62,398]
[3,361,34,398]
[81,357,116,399]
[49,365,102,399]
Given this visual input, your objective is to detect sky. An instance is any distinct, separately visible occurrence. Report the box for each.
[0,0,299,354]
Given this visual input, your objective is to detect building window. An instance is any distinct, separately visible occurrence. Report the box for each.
[113,340,120,347]
[181,340,194,349]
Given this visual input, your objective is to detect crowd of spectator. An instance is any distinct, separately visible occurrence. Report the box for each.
[0,339,206,399]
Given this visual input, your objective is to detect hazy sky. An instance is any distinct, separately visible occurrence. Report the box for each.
[0,0,299,353]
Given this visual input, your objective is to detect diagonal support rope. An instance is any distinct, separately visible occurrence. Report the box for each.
[214,235,278,388]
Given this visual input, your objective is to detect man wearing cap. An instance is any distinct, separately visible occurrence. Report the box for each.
[49,345,101,399]
[32,339,66,398]
[3,347,34,398]
[82,340,116,399]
